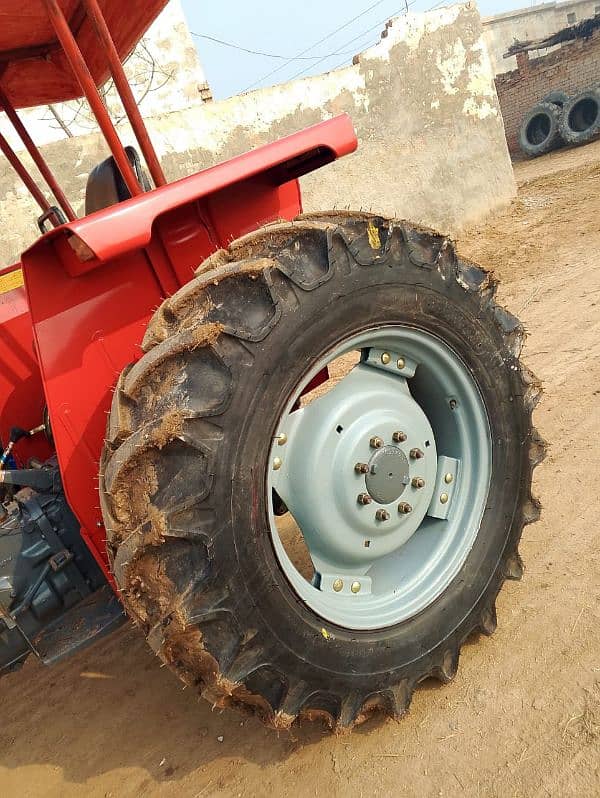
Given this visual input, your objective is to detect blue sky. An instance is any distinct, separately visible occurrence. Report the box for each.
[180,0,531,99]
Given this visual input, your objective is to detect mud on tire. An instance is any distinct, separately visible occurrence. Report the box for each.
[100,213,545,731]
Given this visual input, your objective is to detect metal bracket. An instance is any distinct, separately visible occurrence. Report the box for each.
[427,456,459,520]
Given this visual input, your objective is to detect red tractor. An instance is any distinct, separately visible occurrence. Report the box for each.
[0,0,543,730]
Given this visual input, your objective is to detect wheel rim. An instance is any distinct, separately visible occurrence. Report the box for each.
[267,326,492,630]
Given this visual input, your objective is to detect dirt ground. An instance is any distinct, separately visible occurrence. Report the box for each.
[2,139,600,798]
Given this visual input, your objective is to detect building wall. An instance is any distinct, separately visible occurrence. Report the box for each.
[0,4,516,267]
[0,0,210,150]
[495,28,600,154]
[483,0,600,74]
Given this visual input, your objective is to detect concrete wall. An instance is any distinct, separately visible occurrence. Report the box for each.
[0,0,210,150]
[0,3,515,268]
[482,0,600,74]
[495,28,600,154]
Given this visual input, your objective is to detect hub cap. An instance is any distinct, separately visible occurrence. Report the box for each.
[268,327,491,630]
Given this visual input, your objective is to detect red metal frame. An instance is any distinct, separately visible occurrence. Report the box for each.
[0,0,359,588]
[81,0,167,188]
[43,0,142,198]
[0,131,53,216]
[0,87,76,221]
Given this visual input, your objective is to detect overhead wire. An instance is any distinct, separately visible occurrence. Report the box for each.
[285,1,417,81]
[240,0,397,92]
[190,31,321,60]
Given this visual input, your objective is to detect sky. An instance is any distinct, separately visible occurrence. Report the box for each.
[180,0,535,99]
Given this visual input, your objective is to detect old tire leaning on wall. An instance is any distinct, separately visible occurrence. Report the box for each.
[559,89,600,146]
[518,101,562,157]
[100,213,545,731]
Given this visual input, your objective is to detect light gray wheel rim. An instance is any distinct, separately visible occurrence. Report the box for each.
[267,326,492,630]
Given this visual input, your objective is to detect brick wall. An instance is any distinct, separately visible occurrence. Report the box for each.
[495,29,600,155]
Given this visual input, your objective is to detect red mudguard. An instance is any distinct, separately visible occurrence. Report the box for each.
[13,115,357,579]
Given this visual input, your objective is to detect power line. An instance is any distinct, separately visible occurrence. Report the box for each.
[285,1,416,82]
[241,0,396,93]
[190,31,321,61]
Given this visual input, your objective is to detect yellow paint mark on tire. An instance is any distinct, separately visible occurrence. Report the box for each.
[367,220,381,250]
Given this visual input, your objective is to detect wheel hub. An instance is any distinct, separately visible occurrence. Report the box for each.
[365,445,409,504]
[267,327,490,630]
[270,358,437,573]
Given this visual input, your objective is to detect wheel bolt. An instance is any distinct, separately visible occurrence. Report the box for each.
[411,476,425,489]
[273,457,282,470]
[370,436,384,449]
[355,462,369,474]
[398,502,413,514]
[440,493,449,504]
[333,579,344,592]
[277,433,287,446]
[444,473,454,484]
[397,357,406,370]
[409,447,424,460]
[392,431,407,443]
[381,352,391,365]
[357,493,372,505]
[351,581,361,594]
[375,509,390,522]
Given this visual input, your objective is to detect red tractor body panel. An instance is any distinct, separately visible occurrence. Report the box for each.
[17,115,358,580]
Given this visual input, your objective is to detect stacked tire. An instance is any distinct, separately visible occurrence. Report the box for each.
[518,87,600,158]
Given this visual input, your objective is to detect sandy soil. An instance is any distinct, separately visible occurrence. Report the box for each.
[2,139,600,798]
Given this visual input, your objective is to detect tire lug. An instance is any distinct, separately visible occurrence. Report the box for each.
[409,447,424,460]
[355,462,369,474]
[411,476,425,489]
[370,436,384,449]
[392,431,407,443]
[357,493,372,505]
[398,502,413,514]
[375,509,390,521]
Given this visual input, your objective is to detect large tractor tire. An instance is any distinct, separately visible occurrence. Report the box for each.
[100,213,544,731]
[518,101,563,157]
[558,89,600,146]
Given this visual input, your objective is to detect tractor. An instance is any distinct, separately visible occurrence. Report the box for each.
[0,0,543,731]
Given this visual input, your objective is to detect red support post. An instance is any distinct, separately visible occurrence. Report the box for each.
[81,0,167,188]
[0,131,52,216]
[0,87,76,221]
[42,0,142,199]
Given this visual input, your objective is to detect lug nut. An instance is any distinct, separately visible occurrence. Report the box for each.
[397,357,406,370]
[411,477,425,489]
[392,431,407,443]
[440,493,449,504]
[444,473,454,484]
[273,457,282,470]
[357,493,372,505]
[375,509,391,522]
[351,581,361,594]
[381,352,391,365]
[409,447,424,460]
[277,433,287,446]
[370,436,384,449]
[355,462,369,474]
[333,579,344,592]
[398,502,413,514]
